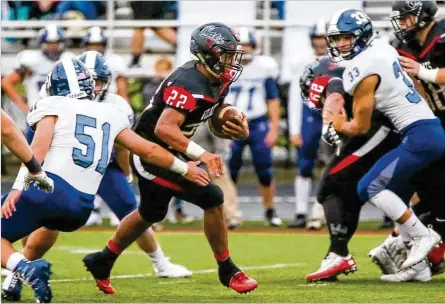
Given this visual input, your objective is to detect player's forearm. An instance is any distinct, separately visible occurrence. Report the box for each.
[116,77,130,102]
[323,93,345,125]
[154,123,190,153]
[434,68,445,84]
[140,143,176,170]
[336,120,369,136]
[114,145,131,176]
[267,99,281,132]
[1,113,34,164]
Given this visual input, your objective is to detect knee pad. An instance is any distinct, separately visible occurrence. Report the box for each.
[138,201,169,223]
[297,158,315,178]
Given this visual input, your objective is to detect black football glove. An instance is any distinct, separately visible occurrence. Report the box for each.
[322,121,343,156]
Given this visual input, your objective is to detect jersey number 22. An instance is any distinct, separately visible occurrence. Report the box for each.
[72,114,111,175]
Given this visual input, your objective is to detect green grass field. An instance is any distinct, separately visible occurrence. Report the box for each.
[7,228,445,303]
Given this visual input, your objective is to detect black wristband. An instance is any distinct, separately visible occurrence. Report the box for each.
[24,156,42,174]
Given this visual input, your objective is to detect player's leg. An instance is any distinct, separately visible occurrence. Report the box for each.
[82,174,172,294]
[1,192,52,303]
[97,164,191,278]
[249,118,281,226]
[289,105,322,228]
[228,139,246,184]
[358,123,445,269]
[175,181,258,293]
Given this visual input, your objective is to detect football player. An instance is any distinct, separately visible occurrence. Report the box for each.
[302,57,403,282]
[1,110,54,193]
[325,8,443,274]
[1,25,72,142]
[1,58,208,303]
[287,20,328,229]
[225,28,282,226]
[81,23,258,295]
[369,0,445,282]
[83,26,129,101]
[1,52,192,303]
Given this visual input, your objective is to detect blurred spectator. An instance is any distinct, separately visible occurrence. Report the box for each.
[129,1,177,67]
[142,56,173,108]
[56,1,105,20]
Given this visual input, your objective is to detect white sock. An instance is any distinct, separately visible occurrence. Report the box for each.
[400,213,430,238]
[148,246,165,263]
[396,223,411,243]
[295,175,311,215]
[6,252,25,272]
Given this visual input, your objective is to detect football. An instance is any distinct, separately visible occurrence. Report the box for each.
[209,104,243,137]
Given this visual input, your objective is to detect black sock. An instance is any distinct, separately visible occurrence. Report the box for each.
[265,208,275,218]
[131,54,141,66]
[217,257,240,287]
[328,224,350,257]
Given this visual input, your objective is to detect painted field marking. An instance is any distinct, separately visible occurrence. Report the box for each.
[50,263,305,283]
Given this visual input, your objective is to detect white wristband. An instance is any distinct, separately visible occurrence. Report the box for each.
[12,167,28,191]
[185,141,206,160]
[170,157,189,176]
[418,65,439,83]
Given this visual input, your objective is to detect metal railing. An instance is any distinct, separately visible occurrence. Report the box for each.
[1,0,398,56]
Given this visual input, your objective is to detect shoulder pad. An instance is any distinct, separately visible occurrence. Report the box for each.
[256,55,279,79]
[27,96,65,128]
[16,50,41,69]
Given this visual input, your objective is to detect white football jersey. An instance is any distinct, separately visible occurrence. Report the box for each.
[104,52,128,95]
[27,96,130,195]
[343,39,436,131]
[225,55,279,120]
[15,50,74,107]
[102,92,135,128]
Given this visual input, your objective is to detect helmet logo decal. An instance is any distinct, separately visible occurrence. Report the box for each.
[407,1,421,9]
[199,25,225,45]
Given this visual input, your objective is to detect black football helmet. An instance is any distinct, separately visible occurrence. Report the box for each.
[190,22,243,83]
[390,0,438,43]
[300,56,331,99]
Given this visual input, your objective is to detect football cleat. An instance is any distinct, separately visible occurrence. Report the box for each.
[401,229,441,269]
[369,235,406,274]
[431,259,445,276]
[153,258,192,278]
[16,259,52,303]
[227,219,242,230]
[306,252,357,282]
[381,259,431,282]
[264,209,282,227]
[287,214,307,228]
[228,272,258,294]
[2,271,22,301]
[83,252,116,294]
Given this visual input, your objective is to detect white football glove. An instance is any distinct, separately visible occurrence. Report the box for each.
[322,121,343,156]
[24,170,55,193]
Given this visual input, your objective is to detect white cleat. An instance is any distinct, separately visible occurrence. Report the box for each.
[153,258,193,278]
[369,235,406,274]
[401,229,441,269]
[381,259,431,282]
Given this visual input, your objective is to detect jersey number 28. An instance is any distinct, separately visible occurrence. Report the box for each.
[72,114,111,175]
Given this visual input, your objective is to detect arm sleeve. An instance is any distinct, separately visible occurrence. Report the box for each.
[27,97,61,129]
[326,78,345,96]
[265,78,279,100]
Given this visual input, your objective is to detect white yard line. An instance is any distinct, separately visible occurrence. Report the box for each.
[50,263,305,283]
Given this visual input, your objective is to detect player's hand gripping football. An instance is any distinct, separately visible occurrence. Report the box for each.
[2,190,22,219]
[198,152,224,178]
[222,113,249,140]
[25,170,55,193]
[184,161,211,186]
